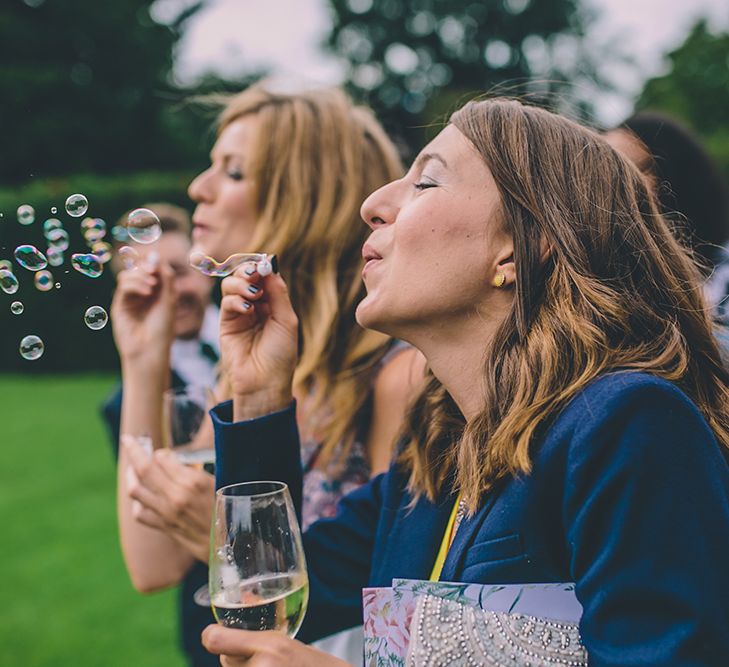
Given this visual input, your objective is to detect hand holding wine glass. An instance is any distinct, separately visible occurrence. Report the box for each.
[219,261,299,420]
[210,482,308,637]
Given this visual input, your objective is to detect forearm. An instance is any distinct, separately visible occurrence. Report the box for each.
[117,358,195,591]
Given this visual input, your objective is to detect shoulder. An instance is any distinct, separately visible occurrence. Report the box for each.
[554,371,706,435]
[548,372,726,479]
[372,345,426,405]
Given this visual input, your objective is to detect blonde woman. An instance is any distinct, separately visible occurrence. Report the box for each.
[114,85,421,666]
[205,98,729,665]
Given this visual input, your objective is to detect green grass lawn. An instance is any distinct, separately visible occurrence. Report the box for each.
[0,374,186,666]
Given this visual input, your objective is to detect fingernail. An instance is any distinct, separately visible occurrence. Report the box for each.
[270,255,279,274]
[146,251,159,267]
[247,284,260,295]
[242,300,252,310]
[244,266,256,276]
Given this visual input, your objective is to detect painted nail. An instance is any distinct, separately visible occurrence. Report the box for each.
[244,266,256,276]
[270,255,279,274]
[242,299,252,310]
[247,284,260,295]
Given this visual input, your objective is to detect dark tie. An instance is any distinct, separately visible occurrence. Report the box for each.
[199,341,219,365]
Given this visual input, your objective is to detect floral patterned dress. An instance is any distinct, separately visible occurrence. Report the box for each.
[298,342,410,531]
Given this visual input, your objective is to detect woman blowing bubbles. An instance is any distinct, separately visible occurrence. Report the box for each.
[203,98,729,665]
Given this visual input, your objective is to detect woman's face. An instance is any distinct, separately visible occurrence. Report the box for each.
[356,124,513,338]
[187,115,259,260]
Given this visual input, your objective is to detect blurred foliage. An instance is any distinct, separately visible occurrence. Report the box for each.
[325,0,603,154]
[635,20,729,180]
[0,0,211,183]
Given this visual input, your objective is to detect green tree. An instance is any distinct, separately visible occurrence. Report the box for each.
[635,20,729,178]
[325,0,601,152]
[0,0,205,184]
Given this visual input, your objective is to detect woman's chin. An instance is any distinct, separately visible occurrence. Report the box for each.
[356,296,395,336]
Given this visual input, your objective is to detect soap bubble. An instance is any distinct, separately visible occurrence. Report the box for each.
[81,217,106,243]
[65,193,88,217]
[127,208,161,244]
[14,245,48,271]
[46,246,64,267]
[19,335,44,361]
[91,241,112,264]
[189,251,267,278]
[0,259,12,271]
[118,245,138,270]
[10,301,23,315]
[46,228,70,252]
[84,305,108,330]
[111,225,129,242]
[43,218,63,236]
[17,204,35,225]
[0,269,19,294]
[71,252,103,278]
[55,282,61,289]
[51,206,58,214]
[34,270,53,292]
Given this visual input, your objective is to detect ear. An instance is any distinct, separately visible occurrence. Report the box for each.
[493,246,515,288]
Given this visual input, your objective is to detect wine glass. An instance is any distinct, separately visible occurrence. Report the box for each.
[209,481,308,636]
[162,384,216,473]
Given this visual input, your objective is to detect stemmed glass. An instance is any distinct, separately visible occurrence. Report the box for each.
[162,384,216,472]
[209,481,308,636]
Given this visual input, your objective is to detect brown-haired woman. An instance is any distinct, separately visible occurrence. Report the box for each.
[114,84,421,666]
[206,98,729,665]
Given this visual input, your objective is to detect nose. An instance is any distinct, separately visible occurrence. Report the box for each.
[188,166,214,204]
[360,179,401,230]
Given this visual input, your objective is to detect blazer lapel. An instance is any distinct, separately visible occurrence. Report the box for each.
[374,492,454,584]
[440,491,500,581]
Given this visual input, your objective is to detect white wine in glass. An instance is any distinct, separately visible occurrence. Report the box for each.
[210,481,308,637]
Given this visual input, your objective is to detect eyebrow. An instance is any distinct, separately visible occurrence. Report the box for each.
[413,152,448,171]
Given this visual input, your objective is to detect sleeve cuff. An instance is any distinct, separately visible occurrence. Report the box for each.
[210,400,303,515]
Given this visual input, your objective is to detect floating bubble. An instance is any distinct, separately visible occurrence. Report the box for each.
[65,193,88,217]
[91,241,112,264]
[43,218,63,236]
[84,305,108,330]
[118,245,138,270]
[34,270,53,292]
[55,282,61,289]
[51,206,57,214]
[71,252,103,278]
[11,301,23,315]
[0,259,12,272]
[0,269,19,294]
[19,335,44,361]
[17,204,35,225]
[127,208,162,244]
[14,245,48,271]
[189,251,268,278]
[81,217,106,243]
[46,246,64,267]
[46,227,70,252]
[111,225,129,242]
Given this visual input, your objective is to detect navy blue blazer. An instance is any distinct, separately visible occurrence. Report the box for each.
[212,372,729,666]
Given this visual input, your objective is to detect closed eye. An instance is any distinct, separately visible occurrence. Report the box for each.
[414,181,437,190]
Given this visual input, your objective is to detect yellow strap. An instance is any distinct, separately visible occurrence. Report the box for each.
[429,492,462,582]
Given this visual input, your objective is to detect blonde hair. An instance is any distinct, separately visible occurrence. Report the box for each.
[217,84,404,466]
[400,98,729,512]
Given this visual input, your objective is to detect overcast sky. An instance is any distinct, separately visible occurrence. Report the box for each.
[155,0,729,124]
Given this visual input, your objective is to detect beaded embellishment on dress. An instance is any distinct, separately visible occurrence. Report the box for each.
[407,594,588,666]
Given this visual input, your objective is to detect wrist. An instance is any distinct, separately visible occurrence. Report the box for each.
[232,387,293,421]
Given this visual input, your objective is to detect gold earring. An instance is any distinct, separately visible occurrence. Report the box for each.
[492,273,506,288]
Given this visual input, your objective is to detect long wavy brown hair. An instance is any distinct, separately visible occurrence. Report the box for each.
[400,98,729,512]
[216,84,404,466]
